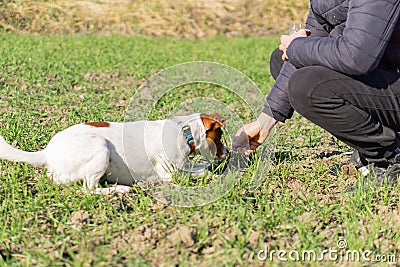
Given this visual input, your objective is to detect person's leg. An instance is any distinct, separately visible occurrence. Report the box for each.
[270,48,284,80]
[287,66,400,166]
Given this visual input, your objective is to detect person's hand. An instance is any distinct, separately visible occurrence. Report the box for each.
[232,113,277,155]
[279,29,311,61]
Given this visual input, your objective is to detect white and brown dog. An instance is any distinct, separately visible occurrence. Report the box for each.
[0,113,227,194]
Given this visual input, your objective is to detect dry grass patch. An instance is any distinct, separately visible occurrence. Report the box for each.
[0,0,309,37]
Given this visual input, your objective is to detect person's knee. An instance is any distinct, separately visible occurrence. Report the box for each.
[288,67,315,115]
[288,66,330,116]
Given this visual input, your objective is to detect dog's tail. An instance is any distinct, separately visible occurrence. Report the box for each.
[0,136,46,167]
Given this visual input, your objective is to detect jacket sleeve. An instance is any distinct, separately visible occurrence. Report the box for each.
[264,8,329,122]
[287,0,400,76]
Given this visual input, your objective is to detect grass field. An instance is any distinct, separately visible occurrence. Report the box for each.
[0,33,400,266]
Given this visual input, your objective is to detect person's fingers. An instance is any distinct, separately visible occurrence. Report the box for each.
[250,139,261,146]
[249,141,261,150]
[243,122,260,138]
[232,120,267,154]
[296,29,311,36]
[290,29,311,39]
[282,51,288,61]
[281,34,291,46]
[245,149,253,156]
[279,44,285,52]
[247,139,264,154]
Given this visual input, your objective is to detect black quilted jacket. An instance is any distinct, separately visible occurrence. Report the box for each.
[264,0,400,122]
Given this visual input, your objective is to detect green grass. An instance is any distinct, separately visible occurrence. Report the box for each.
[0,33,400,266]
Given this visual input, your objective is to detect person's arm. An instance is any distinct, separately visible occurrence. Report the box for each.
[233,7,330,153]
[287,0,400,75]
[264,7,329,122]
[233,6,330,153]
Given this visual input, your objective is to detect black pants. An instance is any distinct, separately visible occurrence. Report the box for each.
[270,48,400,164]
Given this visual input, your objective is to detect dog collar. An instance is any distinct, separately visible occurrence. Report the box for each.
[182,125,196,157]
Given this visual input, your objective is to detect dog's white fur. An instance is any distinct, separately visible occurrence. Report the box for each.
[0,113,226,194]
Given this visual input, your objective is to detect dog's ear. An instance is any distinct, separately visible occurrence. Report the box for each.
[200,113,226,130]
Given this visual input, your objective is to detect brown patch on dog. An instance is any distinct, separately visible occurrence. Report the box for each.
[200,113,226,128]
[85,121,110,128]
[200,113,227,158]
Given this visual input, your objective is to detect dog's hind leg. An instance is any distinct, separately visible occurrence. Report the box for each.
[82,171,108,193]
[79,141,111,192]
[79,141,131,194]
